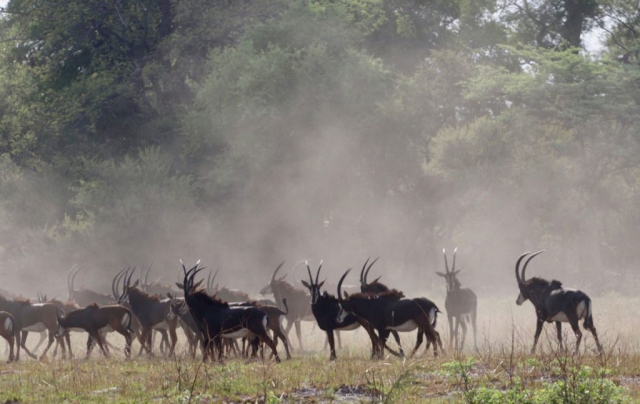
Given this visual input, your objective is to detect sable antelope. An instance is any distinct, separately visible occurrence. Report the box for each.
[437,248,478,352]
[140,264,180,296]
[0,311,15,362]
[0,295,60,361]
[57,303,133,358]
[259,262,314,351]
[357,258,407,357]
[119,268,178,356]
[337,269,444,358]
[68,265,113,307]
[301,261,385,360]
[168,295,204,358]
[180,262,281,363]
[207,270,251,303]
[229,299,292,360]
[515,251,603,354]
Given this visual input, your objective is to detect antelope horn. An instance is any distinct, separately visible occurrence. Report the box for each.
[364,257,379,284]
[145,263,153,286]
[337,268,352,302]
[443,248,450,273]
[452,247,458,272]
[315,260,323,285]
[67,264,79,298]
[112,268,128,300]
[360,258,370,285]
[305,261,314,286]
[515,252,530,285]
[521,250,545,283]
[70,264,85,294]
[272,261,285,281]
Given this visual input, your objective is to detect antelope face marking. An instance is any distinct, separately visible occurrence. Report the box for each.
[516,292,527,305]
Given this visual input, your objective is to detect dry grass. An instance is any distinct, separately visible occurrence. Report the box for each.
[0,295,637,403]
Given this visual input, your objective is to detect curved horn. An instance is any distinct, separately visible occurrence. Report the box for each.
[443,248,449,273]
[515,252,530,285]
[364,257,379,284]
[145,263,153,286]
[70,264,85,294]
[305,261,314,286]
[521,250,545,282]
[315,260,323,285]
[112,268,128,300]
[360,258,370,285]
[271,261,285,281]
[452,247,458,272]
[337,268,352,302]
[67,264,79,299]
[209,269,219,292]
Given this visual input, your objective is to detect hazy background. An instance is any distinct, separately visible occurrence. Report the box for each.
[0,0,639,302]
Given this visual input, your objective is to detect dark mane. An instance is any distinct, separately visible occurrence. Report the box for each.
[346,289,405,300]
[189,289,230,308]
[128,287,162,302]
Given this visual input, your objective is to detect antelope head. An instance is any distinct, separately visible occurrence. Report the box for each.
[301,261,325,304]
[259,261,286,296]
[436,248,462,292]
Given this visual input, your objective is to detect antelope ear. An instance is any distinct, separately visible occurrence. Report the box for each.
[176,282,184,289]
[301,280,311,289]
[435,272,446,277]
[454,269,462,275]
[318,280,325,289]
[131,280,139,288]
[344,291,350,298]
[166,292,172,299]
[279,274,288,280]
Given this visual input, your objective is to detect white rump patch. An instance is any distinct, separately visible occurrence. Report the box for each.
[4,317,12,334]
[221,329,250,339]
[121,312,131,329]
[263,316,268,332]
[428,308,437,325]
[387,320,418,332]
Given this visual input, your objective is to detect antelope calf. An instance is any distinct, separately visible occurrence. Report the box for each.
[437,248,478,352]
[0,311,15,362]
[57,303,133,358]
[515,251,602,354]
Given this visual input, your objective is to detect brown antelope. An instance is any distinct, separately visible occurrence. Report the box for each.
[68,265,113,307]
[207,269,251,303]
[119,268,178,356]
[515,251,603,354]
[0,311,15,362]
[259,262,314,351]
[0,295,59,361]
[57,303,133,358]
[437,248,478,352]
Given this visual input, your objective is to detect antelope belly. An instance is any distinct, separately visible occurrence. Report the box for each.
[153,321,169,330]
[221,328,250,339]
[23,323,46,332]
[387,320,418,332]
[99,325,114,333]
[336,322,359,331]
[549,312,569,322]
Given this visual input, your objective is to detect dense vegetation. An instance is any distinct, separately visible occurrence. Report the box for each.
[1,0,639,292]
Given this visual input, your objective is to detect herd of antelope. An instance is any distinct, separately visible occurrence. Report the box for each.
[0,249,603,363]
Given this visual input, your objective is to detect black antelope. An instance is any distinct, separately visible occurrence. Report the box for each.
[180,262,281,363]
[337,269,444,358]
[437,248,478,351]
[0,311,15,362]
[57,303,133,358]
[515,251,603,354]
[301,262,387,360]
[259,262,314,351]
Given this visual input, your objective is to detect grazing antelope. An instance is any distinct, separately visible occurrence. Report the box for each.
[0,311,15,362]
[180,262,281,362]
[168,295,204,358]
[57,303,133,358]
[515,251,603,354]
[337,269,444,358]
[119,268,178,356]
[301,261,386,360]
[0,295,59,361]
[207,270,251,303]
[68,265,113,307]
[259,262,314,351]
[437,248,478,352]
